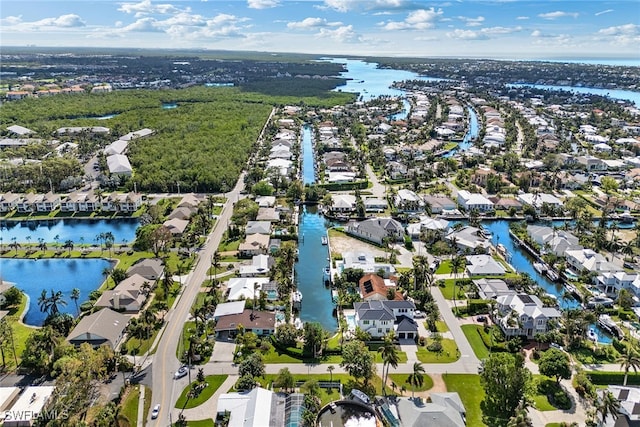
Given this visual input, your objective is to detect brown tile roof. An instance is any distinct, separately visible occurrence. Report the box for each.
[215,309,275,332]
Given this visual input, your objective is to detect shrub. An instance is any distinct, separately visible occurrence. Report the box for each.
[427,341,443,353]
[418,336,426,346]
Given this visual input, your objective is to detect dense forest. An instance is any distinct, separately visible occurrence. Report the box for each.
[0,86,355,192]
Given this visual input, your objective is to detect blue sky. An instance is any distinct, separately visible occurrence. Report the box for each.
[1,0,639,59]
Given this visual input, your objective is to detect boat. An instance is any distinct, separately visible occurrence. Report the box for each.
[350,389,370,404]
[545,269,560,282]
[587,296,615,308]
[620,211,635,224]
[587,328,598,343]
[294,317,303,329]
[292,290,303,303]
[533,262,547,274]
[479,227,492,240]
[321,235,328,245]
[496,243,507,255]
[598,314,623,338]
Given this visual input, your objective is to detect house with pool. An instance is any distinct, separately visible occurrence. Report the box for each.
[352,300,417,339]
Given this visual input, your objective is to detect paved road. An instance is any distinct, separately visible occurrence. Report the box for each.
[149,173,246,426]
[364,164,386,199]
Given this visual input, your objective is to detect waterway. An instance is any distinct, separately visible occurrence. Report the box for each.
[444,106,479,157]
[0,218,139,244]
[510,83,640,107]
[296,125,337,331]
[0,257,113,326]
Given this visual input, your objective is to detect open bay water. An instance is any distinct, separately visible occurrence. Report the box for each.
[0,257,113,326]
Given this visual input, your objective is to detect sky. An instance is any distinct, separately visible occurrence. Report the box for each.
[1,0,639,60]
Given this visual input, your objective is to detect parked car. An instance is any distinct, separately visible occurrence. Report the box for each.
[414,310,426,318]
[151,404,160,419]
[476,315,486,322]
[173,365,188,379]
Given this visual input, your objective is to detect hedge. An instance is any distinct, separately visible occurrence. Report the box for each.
[317,181,369,191]
[587,371,640,386]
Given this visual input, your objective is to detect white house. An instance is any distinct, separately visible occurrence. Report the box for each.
[353,300,417,339]
[465,255,506,276]
[494,294,561,339]
[226,277,270,301]
[395,189,424,212]
[565,248,620,274]
[456,190,493,212]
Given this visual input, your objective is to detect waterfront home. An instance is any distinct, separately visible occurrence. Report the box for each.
[406,217,450,240]
[212,301,246,321]
[269,148,292,160]
[238,234,270,257]
[565,248,619,274]
[265,158,292,176]
[67,308,129,349]
[214,309,275,338]
[226,277,271,301]
[163,218,189,236]
[177,193,201,210]
[473,278,516,300]
[256,207,280,222]
[94,274,148,313]
[465,255,506,277]
[0,193,21,212]
[358,273,400,301]
[15,193,39,213]
[527,225,580,256]
[445,226,491,253]
[392,393,466,427]
[127,258,164,281]
[394,189,424,212]
[423,195,457,214]
[255,196,276,208]
[239,254,274,277]
[488,196,522,211]
[494,294,561,340]
[517,193,563,210]
[363,197,388,213]
[35,192,60,212]
[106,154,132,176]
[103,192,143,213]
[456,190,493,213]
[331,194,356,213]
[595,271,640,300]
[345,217,404,245]
[353,300,417,339]
[167,206,193,221]
[245,221,272,235]
[341,251,396,278]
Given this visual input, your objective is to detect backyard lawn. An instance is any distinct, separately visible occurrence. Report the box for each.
[175,375,228,409]
[443,374,486,427]
[388,373,434,392]
[461,325,490,360]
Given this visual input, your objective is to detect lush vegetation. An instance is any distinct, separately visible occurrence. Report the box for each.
[443,374,486,427]
[175,374,228,409]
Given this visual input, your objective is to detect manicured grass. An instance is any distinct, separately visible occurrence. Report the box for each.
[118,385,140,427]
[435,320,449,333]
[416,339,460,363]
[372,350,408,364]
[388,373,434,392]
[443,374,486,427]
[261,346,306,364]
[461,325,489,360]
[186,420,215,427]
[534,376,571,411]
[142,387,152,425]
[6,293,34,367]
[546,424,562,427]
[438,279,469,300]
[175,375,228,409]
[435,260,452,274]
[218,239,240,252]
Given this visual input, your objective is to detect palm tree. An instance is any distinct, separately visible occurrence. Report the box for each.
[450,255,466,315]
[47,289,67,315]
[379,331,399,394]
[37,289,51,315]
[327,365,335,385]
[597,391,620,426]
[211,250,221,285]
[406,362,425,399]
[64,239,74,255]
[616,345,640,386]
[70,288,80,316]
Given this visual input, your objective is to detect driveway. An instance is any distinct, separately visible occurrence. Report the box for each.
[210,339,236,363]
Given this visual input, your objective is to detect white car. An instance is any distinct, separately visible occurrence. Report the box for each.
[174,365,188,379]
[151,404,160,419]
[414,310,425,318]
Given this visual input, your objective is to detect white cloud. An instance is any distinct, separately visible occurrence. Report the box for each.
[0,16,23,25]
[598,23,638,36]
[120,18,163,32]
[247,0,280,9]
[30,14,86,28]
[446,29,486,40]
[287,17,341,29]
[481,26,522,35]
[458,16,484,27]
[595,9,614,16]
[317,25,357,42]
[381,8,443,30]
[118,0,188,17]
[516,16,529,20]
[596,23,640,45]
[538,11,578,20]
[322,0,406,13]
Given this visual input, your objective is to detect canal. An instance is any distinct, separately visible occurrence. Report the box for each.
[0,218,139,244]
[295,125,337,331]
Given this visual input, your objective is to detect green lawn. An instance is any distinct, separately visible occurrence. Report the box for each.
[388,373,434,392]
[443,374,486,427]
[435,320,449,332]
[186,420,215,427]
[118,385,140,427]
[6,292,35,367]
[461,325,490,360]
[255,373,358,406]
[175,375,228,409]
[218,239,240,252]
[533,376,571,411]
[416,339,459,363]
[372,350,408,364]
[438,279,469,300]
[435,260,453,274]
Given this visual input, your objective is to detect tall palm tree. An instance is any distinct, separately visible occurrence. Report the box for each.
[597,391,620,426]
[211,250,221,285]
[37,289,51,315]
[64,239,74,255]
[70,288,80,316]
[450,255,466,315]
[327,365,335,385]
[406,362,425,399]
[616,345,640,386]
[379,332,399,394]
[47,290,67,315]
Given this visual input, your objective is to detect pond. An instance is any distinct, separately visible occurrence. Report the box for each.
[0,218,139,244]
[0,257,113,326]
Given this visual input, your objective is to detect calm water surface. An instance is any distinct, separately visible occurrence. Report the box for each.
[0,218,139,244]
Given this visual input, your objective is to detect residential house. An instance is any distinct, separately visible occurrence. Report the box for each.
[212,301,246,321]
[94,274,148,313]
[245,221,272,235]
[517,193,563,210]
[255,196,276,208]
[406,217,449,240]
[465,255,507,277]
[527,225,580,256]
[256,207,280,222]
[358,274,400,301]
[239,234,270,257]
[127,258,164,281]
[445,226,491,252]
[363,198,388,213]
[565,248,620,274]
[177,193,201,210]
[488,197,522,211]
[0,193,21,213]
[423,195,457,214]
[103,192,143,213]
[331,194,356,213]
[395,189,424,212]
[387,161,409,180]
[353,300,417,339]
[35,192,60,212]
[216,387,304,427]
[457,190,494,212]
[15,193,38,213]
[602,385,640,427]
[473,278,516,300]
[3,386,56,427]
[346,217,404,245]
[106,154,132,176]
[595,271,640,299]
[67,308,129,349]
[226,277,271,301]
[392,393,466,427]
[494,294,561,339]
[239,254,274,277]
[163,218,189,236]
[214,309,275,338]
[341,251,396,278]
